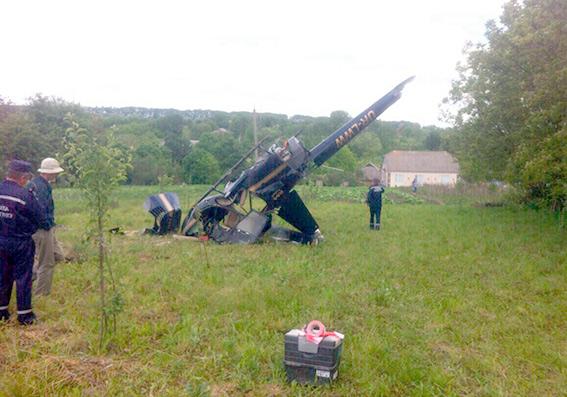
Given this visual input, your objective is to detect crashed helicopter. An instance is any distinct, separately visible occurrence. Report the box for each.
[178,77,414,244]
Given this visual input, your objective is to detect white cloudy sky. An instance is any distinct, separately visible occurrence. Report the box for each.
[1,0,507,126]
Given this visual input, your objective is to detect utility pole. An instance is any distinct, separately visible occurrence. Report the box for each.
[253,107,258,161]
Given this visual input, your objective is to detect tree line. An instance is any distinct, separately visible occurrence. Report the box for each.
[0,96,447,187]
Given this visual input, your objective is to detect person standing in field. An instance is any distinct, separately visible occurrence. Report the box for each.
[366,179,384,230]
[28,157,65,296]
[412,175,418,193]
[0,160,46,325]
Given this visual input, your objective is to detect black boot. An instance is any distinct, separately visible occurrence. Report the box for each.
[0,309,9,322]
[17,311,36,326]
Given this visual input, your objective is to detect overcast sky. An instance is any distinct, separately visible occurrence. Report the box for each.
[1,0,507,126]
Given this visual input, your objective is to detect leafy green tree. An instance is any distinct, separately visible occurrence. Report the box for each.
[192,120,218,139]
[228,113,252,143]
[63,116,131,349]
[0,96,10,121]
[112,119,161,149]
[300,117,336,149]
[0,110,43,167]
[329,110,350,126]
[0,95,83,169]
[197,131,244,170]
[311,146,358,186]
[424,129,442,151]
[374,121,423,154]
[108,119,184,182]
[445,0,566,211]
[165,134,192,165]
[326,147,357,173]
[510,122,566,212]
[151,114,192,168]
[154,114,184,137]
[349,132,383,163]
[182,147,221,184]
[130,143,171,185]
[211,111,230,129]
[27,94,84,160]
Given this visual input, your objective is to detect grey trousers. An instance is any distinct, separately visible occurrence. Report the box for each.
[32,228,65,296]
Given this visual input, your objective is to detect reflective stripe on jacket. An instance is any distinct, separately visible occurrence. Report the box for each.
[0,179,45,239]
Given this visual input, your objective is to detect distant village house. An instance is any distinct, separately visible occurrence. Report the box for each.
[380,150,459,187]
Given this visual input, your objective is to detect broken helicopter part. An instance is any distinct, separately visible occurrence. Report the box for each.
[143,192,182,235]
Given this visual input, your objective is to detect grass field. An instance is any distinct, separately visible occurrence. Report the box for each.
[0,185,565,396]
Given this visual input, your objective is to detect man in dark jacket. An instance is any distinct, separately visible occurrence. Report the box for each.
[28,157,65,296]
[366,179,384,230]
[0,160,46,325]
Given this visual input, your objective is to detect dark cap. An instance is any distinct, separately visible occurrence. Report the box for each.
[8,160,33,173]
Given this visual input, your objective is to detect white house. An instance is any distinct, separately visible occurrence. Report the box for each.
[380,150,460,187]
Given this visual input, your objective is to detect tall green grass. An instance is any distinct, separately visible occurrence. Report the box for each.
[0,186,565,396]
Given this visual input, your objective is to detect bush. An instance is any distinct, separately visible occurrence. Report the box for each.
[182,148,221,184]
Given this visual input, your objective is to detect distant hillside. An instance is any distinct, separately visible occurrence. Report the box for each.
[84,106,294,122]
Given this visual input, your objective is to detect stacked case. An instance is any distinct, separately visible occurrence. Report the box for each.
[284,328,344,384]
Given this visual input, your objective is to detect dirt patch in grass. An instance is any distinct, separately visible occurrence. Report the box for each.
[1,321,91,357]
[253,384,285,396]
[211,383,285,397]
[43,355,116,387]
[138,252,153,262]
[211,383,239,396]
[422,196,446,205]
[4,354,141,392]
[12,320,79,343]
[0,348,7,367]
[430,341,463,359]
[131,304,181,326]
[17,324,57,347]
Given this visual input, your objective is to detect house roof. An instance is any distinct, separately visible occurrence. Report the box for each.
[382,150,459,173]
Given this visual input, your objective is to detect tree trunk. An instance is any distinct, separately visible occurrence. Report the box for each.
[98,210,106,349]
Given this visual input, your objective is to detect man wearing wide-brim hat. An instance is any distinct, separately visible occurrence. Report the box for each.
[27,158,66,296]
[0,160,46,325]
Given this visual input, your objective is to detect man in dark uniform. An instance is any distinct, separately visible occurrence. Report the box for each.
[366,179,384,230]
[0,160,46,325]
